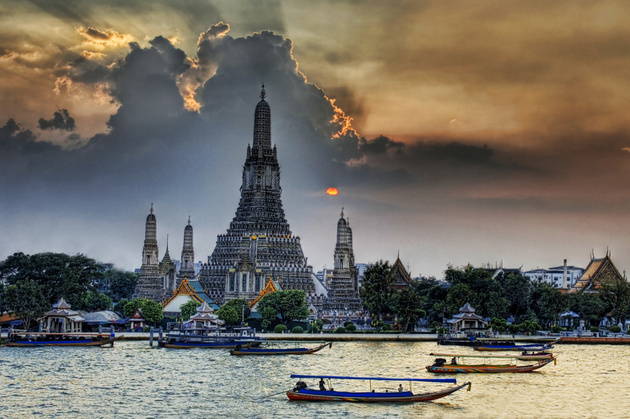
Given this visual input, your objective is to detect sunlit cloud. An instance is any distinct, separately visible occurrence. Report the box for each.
[76,26,134,50]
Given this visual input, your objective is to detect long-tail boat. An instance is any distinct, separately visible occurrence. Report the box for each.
[286,374,471,403]
[230,342,332,356]
[473,339,558,352]
[426,353,556,373]
[6,332,116,347]
[158,325,264,349]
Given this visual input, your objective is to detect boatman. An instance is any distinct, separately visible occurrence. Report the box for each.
[319,378,326,391]
[398,384,403,392]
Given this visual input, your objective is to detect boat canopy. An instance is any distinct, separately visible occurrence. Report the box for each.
[290,374,456,383]
[431,352,542,359]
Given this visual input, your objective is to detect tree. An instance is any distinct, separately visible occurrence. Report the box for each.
[599,276,630,326]
[444,266,508,318]
[83,291,112,312]
[0,252,102,309]
[530,280,567,328]
[180,300,201,321]
[570,293,607,327]
[217,299,250,324]
[257,290,309,328]
[217,305,239,325]
[360,261,395,320]
[105,269,138,302]
[393,288,426,332]
[123,298,163,325]
[3,280,49,330]
[499,273,532,321]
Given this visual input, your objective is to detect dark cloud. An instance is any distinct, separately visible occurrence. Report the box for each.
[38,109,76,131]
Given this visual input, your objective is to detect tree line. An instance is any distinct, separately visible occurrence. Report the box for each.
[361,261,630,332]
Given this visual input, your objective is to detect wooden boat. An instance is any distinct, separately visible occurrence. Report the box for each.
[230,342,332,356]
[515,351,554,361]
[286,374,471,403]
[474,343,553,352]
[6,332,116,347]
[426,353,556,373]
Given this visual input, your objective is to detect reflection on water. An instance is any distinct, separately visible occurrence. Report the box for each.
[1,341,629,418]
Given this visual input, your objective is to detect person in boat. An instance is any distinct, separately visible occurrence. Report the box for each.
[319,378,326,391]
[451,357,458,365]
[398,384,403,392]
[292,381,308,392]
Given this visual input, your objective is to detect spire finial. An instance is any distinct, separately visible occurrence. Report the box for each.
[260,84,266,100]
[341,207,344,218]
[166,234,169,250]
[188,215,191,225]
[150,203,154,214]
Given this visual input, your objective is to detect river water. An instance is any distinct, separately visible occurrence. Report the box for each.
[1,340,629,418]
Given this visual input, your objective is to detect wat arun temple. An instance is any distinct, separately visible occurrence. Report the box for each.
[134,87,363,316]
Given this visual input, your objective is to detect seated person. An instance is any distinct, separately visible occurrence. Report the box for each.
[319,378,326,391]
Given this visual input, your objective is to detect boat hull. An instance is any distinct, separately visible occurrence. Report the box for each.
[286,382,470,402]
[6,337,116,347]
[230,342,331,356]
[161,341,260,349]
[426,358,555,373]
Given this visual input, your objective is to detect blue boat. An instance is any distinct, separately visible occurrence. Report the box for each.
[287,374,471,403]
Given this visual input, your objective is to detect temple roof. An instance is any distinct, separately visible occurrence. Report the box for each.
[391,257,412,289]
[568,253,624,294]
[162,278,219,312]
[250,277,283,308]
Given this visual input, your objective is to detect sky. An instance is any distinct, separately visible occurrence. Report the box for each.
[2,0,630,279]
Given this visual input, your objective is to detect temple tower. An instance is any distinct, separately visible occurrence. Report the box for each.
[178,217,196,285]
[324,208,363,314]
[199,87,318,305]
[133,204,164,301]
[160,235,177,296]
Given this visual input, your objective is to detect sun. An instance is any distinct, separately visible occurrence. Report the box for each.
[326,187,338,196]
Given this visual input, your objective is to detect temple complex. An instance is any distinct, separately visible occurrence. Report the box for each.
[198,87,322,308]
[321,209,363,317]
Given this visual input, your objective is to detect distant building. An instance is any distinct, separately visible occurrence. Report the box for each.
[133,206,192,302]
[162,278,220,318]
[568,251,626,294]
[321,209,363,319]
[198,87,323,309]
[523,259,583,289]
[391,255,413,290]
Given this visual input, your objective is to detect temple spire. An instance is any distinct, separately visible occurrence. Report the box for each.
[260,84,266,100]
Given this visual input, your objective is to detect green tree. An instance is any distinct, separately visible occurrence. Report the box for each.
[570,293,607,327]
[599,275,630,326]
[393,288,426,332]
[105,269,138,302]
[217,305,239,325]
[180,300,201,321]
[0,252,102,309]
[412,278,448,323]
[257,290,309,328]
[3,280,49,330]
[360,261,395,320]
[444,266,508,318]
[83,291,112,311]
[498,273,532,321]
[530,281,567,328]
[217,299,250,324]
[124,298,163,325]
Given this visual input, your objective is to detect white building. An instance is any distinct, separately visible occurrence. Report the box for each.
[523,260,584,288]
